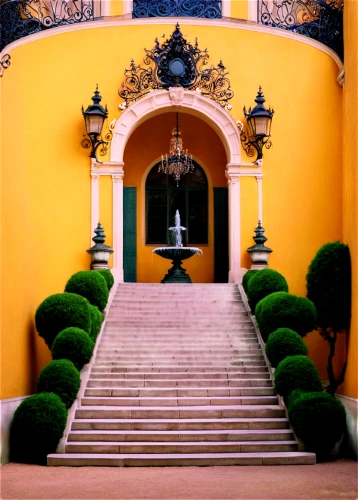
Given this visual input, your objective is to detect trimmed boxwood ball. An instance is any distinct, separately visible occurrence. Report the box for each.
[242,270,259,294]
[247,268,288,313]
[265,328,308,368]
[52,327,94,371]
[274,355,322,400]
[95,269,114,291]
[35,293,91,349]
[65,271,109,312]
[255,292,317,341]
[288,391,346,456]
[10,392,67,465]
[89,304,104,341]
[37,359,80,409]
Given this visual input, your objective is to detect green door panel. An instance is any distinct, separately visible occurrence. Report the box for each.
[123,187,137,283]
[214,187,229,283]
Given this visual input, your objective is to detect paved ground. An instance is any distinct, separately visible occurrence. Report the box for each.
[1,459,357,500]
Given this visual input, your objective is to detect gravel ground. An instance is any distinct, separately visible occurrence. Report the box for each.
[1,459,357,500]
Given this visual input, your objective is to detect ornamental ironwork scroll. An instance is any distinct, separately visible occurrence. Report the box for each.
[119,24,233,110]
[0,0,95,51]
[258,0,343,59]
[133,0,222,19]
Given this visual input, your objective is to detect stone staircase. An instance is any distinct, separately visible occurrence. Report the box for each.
[48,283,315,466]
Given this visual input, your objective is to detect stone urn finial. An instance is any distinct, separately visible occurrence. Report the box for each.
[246,220,272,269]
[87,222,114,270]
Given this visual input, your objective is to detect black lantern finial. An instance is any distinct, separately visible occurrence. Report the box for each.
[241,87,274,162]
[81,86,112,161]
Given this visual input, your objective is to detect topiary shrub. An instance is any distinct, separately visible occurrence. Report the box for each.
[274,355,322,400]
[306,242,351,395]
[247,268,288,313]
[89,304,104,341]
[242,270,259,294]
[10,392,67,465]
[255,292,317,341]
[288,391,346,457]
[65,271,108,312]
[95,269,114,291]
[265,328,308,368]
[52,327,94,371]
[37,359,80,409]
[35,293,91,349]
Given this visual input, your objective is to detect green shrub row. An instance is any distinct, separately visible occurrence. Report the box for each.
[247,268,288,313]
[11,269,113,464]
[242,264,346,458]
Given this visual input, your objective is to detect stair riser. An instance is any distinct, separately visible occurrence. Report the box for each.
[65,443,298,454]
[87,374,273,391]
[81,396,278,407]
[75,408,286,419]
[68,432,294,443]
[85,387,275,396]
[89,371,270,379]
[96,347,261,355]
[94,354,262,362]
[71,420,290,431]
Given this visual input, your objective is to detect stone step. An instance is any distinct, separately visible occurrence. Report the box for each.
[88,377,272,387]
[94,354,262,362]
[101,335,256,340]
[91,365,270,379]
[91,364,266,371]
[84,387,275,397]
[71,417,289,431]
[75,405,285,420]
[110,302,246,308]
[68,428,294,442]
[64,441,298,454]
[103,327,256,333]
[48,451,316,467]
[96,346,261,355]
[81,396,278,407]
[99,339,259,346]
[106,321,251,326]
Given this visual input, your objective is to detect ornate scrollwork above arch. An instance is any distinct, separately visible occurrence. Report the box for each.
[118,24,234,111]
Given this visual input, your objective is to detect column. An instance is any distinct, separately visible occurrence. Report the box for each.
[256,175,263,223]
[112,167,124,282]
[90,173,100,245]
[226,165,242,283]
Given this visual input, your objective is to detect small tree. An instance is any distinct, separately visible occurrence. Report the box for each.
[306,242,351,395]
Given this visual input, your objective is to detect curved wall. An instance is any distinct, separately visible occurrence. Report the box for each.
[1,21,344,398]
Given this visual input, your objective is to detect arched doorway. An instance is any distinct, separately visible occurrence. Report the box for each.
[108,89,244,283]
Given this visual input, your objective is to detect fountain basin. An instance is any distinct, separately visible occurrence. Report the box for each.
[152,247,202,260]
[152,247,202,284]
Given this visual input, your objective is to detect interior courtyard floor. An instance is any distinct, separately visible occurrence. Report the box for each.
[1,459,357,500]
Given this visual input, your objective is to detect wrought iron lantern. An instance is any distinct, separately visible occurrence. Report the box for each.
[241,87,274,162]
[81,86,111,160]
[158,113,194,185]
[87,222,113,270]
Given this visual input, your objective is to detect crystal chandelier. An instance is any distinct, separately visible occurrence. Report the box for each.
[159,113,194,185]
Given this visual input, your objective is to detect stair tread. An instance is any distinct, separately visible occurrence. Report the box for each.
[69,429,292,435]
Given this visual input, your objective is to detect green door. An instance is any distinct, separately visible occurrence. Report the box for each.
[214,187,229,283]
[123,187,137,282]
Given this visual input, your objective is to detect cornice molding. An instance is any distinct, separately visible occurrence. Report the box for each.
[0,17,343,72]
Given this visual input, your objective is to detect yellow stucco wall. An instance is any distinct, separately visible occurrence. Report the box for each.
[342,0,358,399]
[0,21,345,398]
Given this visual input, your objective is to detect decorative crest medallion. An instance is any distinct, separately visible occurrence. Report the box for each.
[119,24,234,110]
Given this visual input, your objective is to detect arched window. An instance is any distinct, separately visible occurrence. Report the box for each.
[146,161,208,245]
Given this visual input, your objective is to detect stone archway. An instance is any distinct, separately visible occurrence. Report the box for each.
[105,89,248,283]
[110,89,242,164]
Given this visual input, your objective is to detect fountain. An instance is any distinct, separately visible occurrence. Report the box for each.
[153,210,202,283]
